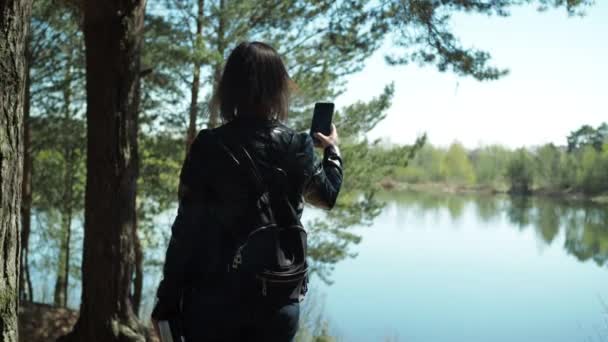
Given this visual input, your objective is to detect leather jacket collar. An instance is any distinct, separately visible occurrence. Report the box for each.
[232,115,280,128]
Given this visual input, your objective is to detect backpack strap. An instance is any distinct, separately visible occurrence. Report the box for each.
[210,128,301,227]
[209,130,266,195]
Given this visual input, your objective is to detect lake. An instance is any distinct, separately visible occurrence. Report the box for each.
[307,191,608,342]
[30,191,608,341]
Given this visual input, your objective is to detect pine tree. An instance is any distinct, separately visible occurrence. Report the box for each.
[0,0,33,341]
[58,0,148,340]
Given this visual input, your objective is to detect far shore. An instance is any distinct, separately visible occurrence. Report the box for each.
[378,179,608,204]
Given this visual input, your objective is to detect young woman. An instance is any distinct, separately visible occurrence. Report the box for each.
[151,41,342,341]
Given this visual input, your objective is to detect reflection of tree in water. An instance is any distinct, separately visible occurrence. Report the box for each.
[446,196,465,221]
[472,195,502,223]
[383,191,469,221]
[503,196,608,267]
[533,199,561,244]
[563,206,608,266]
[386,191,608,268]
[506,195,533,230]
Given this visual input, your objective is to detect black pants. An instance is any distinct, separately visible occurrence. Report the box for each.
[182,286,300,342]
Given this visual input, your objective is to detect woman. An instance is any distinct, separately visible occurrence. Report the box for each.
[151,41,342,341]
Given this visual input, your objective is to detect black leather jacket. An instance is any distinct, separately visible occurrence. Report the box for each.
[152,116,343,319]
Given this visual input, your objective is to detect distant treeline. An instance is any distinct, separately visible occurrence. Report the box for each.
[383,123,608,196]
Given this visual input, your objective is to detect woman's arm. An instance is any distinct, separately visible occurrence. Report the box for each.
[151,131,210,320]
[296,125,343,209]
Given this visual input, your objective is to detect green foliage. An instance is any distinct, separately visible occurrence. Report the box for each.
[472,145,512,186]
[442,142,476,185]
[576,145,608,195]
[141,1,408,282]
[134,0,595,284]
[567,122,608,152]
[25,0,596,312]
[391,141,476,186]
[306,88,426,280]
[137,133,184,252]
[532,143,562,188]
[392,123,608,197]
[399,144,445,183]
[506,148,535,194]
[27,0,87,305]
[381,0,592,80]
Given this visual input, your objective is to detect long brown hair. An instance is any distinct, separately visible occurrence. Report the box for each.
[212,42,291,123]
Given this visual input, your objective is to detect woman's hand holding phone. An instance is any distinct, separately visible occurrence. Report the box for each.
[314,124,339,149]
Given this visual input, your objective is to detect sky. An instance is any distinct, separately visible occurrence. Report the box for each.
[335,2,608,149]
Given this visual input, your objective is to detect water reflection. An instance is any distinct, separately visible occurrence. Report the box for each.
[380,191,608,267]
[27,190,608,330]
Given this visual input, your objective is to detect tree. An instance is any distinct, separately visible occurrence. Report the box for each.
[29,114,86,308]
[0,0,32,340]
[442,142,476,185]
[130,0,595,291]
[381,0,591,78]
[143,0,394,282]
[471,145,511,187]
[18,0,87,307]
[576,145,608,195]
[597,123,608,147]
[305,88,426,279]
[59,0,147,340]
[20,22,33,302]
[533,143,562,189]
[148,0,388,131]
[416,144,445,182]
[506,148,535,194]
[185,0,206,148]
[567,123,607,152]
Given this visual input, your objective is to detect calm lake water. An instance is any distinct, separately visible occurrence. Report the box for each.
[30,191,608,341]
[309,192,608,342]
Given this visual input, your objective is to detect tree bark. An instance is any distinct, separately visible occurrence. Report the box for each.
[54,198,72,308]
[55,211,72,308]
[58,0,147,341]
[0,0,32,341]
[20,29,33,303]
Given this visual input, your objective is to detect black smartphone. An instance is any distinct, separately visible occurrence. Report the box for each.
[310,102,334,145]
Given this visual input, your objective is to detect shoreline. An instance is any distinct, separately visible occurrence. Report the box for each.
[378,179,608,204]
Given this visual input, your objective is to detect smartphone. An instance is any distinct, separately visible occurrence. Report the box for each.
[310,102,334,145]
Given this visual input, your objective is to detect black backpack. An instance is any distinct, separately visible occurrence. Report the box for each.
[213,132,309,301]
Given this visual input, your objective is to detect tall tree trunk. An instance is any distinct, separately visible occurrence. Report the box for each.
[61,213,72,307]
[54,200,72,308]
[185,0,204,150]
[210,64,221,128]
[54,54,74,308]
[58,0,147,341]
[208,0,224,129]
[64,216,71,304]
[20,31,33,303]
[0,1,32,341]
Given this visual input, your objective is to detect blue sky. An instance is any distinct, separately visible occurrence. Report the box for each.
[336,2,608,148]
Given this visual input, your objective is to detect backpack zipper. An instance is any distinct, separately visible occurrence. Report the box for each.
[232,246,243,270]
